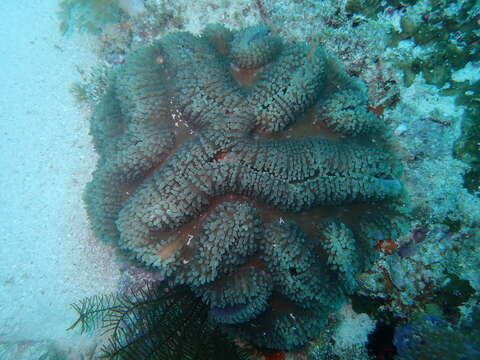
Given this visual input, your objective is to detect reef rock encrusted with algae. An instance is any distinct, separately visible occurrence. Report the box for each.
[84,23,404,350]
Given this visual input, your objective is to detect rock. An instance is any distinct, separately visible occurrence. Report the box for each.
[394,123,408,136]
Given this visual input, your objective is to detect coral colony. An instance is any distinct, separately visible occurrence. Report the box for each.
[83,24,405,351]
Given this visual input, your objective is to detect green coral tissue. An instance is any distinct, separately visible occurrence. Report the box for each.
[84,23,404,350]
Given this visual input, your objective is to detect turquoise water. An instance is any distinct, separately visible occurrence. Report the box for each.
[0,1,478,359]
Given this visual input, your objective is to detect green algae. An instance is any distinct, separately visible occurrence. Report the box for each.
[442,218,462,233]
[453,104,480,195]
[446,78,480,195]
[348,0,479,88]
[345,0,419,19]
[345,0,384,19]
[348,0,480,195]
[431,273,475,318]
[389,0,478,88]
[351,294,397,324]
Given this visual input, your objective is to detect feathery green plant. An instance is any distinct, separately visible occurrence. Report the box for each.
[68,282,252,360]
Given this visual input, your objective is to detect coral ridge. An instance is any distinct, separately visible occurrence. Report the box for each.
[85,23,403,350]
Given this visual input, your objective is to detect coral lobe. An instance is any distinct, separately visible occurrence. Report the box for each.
[85,24,402,350]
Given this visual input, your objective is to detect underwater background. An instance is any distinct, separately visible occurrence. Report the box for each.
[0,0,478,359]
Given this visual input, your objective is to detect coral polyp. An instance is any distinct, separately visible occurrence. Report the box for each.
[85,24,403,350]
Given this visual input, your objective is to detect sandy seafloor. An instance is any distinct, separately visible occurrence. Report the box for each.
[0,0,120,355]
[0,0,479,359]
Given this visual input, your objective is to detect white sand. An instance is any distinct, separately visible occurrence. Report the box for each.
[0,0,120,347]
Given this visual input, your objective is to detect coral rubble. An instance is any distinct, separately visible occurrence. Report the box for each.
[84,23,404,350]
[58,0,126,35]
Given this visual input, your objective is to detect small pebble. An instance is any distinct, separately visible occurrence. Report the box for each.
[394,123,408,136]
[106,52,126,65]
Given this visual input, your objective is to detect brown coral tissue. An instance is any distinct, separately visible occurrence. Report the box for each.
[84,23,405,350]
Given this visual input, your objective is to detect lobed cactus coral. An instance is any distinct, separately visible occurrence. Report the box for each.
[84,24,404,350]
[230,24,283,69]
